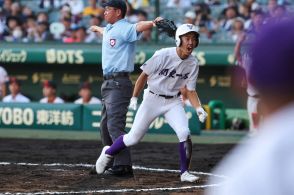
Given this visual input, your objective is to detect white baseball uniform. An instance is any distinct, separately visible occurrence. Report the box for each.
[74,97,101,104]
[3,93,30,103]
[242,53,259,132]
[40,97,64,103]
[123,47,199,146]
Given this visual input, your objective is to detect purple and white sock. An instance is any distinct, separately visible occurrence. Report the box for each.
[105,135,126,156]
[179,141,188,174]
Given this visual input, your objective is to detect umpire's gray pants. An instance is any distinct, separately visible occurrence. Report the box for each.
[100,77,133,166]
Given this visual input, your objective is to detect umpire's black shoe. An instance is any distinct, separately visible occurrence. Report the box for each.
[89,166,97,175]
[89,165,112,175]
[104,165,134,177]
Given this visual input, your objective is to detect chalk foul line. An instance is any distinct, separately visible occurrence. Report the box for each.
[0,161,226,194]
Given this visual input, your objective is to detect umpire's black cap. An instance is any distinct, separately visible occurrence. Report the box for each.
[103,0,127,18]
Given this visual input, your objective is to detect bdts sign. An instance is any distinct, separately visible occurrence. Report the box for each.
[46,49,84,64]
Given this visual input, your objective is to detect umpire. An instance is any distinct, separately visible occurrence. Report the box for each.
[89,0,162,177]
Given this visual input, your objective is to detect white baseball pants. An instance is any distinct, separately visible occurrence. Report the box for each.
[123,89,191,146]
[247,96,259,133]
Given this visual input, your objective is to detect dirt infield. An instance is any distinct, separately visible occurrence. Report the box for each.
[0,138,234,194]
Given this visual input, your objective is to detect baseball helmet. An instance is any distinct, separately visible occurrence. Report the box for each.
[175,24,200,47]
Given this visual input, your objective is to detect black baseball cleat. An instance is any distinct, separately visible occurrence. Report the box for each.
[89,166,97,175]
[89,165,112,175]
[104,165,134,178]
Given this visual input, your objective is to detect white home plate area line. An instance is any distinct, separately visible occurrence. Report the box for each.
[0,161,227,194]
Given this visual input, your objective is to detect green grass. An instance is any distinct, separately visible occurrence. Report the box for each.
[0,129,247,144]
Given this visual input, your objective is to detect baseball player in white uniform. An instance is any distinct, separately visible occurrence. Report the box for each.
[234,11,264,133]
[242,53,260,132]
[95,24,208,182]
[235,33,260,133]
[2,77,30,103]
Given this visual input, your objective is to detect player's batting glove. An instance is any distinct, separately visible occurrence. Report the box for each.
[129,97,138,111]
[196,107,208,123]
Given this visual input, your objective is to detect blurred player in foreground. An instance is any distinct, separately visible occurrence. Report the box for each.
[206,17,294,195]
[95,23,207,182]
[3,77,30,103]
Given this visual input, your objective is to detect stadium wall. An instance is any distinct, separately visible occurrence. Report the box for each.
[0,42,246,108]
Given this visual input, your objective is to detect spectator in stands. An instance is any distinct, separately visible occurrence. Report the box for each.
[125,0,139,23]
[136,9,151,42]
[60,17,73,41]
[75,26,87,42]
[128,0,149,9]
[205,0,221,6]
[244,8,259,30]
[10,2,22,20]
[23,15,37,42]
[62,0,84,24]
[37,12,49,23]
[63,0,84,15]
[64,25,87,43]
[83,0,104,17]
[40,80,64,103]
[229,17,245,42]
[267,0,278,18]
[39,0,62,10]
[85,15,103,43]
[3,16,23,42]
[220,6,238,31]
[238,3,251,21]
[74,81,101,104]
[3,77,30,103]
[0,8,6,40]
[272,5,288,21]
[184,11,197,25]
[246,9,264,35]
[0,66,8,100]
[22,6,35,22]
[2,0,13,16]
[60,3,72,20]
[167,0,192,9]
[194,3,217,39]
[28,21,53,42]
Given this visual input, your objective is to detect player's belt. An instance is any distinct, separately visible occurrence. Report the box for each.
[149,90,181,99]
[103,72,130,80]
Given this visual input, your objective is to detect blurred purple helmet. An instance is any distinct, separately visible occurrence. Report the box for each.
[249,17,294,94]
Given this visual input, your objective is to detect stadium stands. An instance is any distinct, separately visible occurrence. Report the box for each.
[0,0,293,44]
